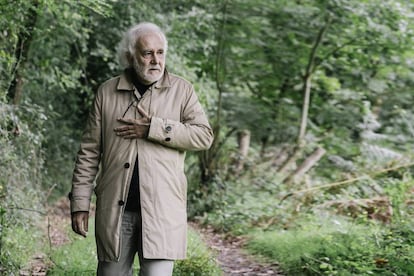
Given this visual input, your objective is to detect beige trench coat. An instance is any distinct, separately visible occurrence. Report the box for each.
[70,70,213,262]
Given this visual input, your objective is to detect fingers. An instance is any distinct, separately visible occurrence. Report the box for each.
[117,117,134,124]
[72,215,87,237]
[114,125,137,138]
[116,118,149,127]
[71,211,89,237]
[114,125,131,133]
[114,127,148,139]
[114,121,150,139]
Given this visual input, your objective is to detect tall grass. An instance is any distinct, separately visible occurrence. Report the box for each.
[48,220,97,275]
[1,223,45,273]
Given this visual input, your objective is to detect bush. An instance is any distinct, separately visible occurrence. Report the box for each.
[246,217,414,275]
[194,158,301,235]
[0,222,46,274]
[0,103,47,274]
[174,229,222,275]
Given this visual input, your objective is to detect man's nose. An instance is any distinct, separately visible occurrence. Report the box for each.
[150,53,159,64]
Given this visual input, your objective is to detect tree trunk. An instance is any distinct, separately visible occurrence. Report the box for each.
[297,73,312,144]
[198,0,228,185]
[278,18,330,174]
[199,150,213,184]
[11,71,25,105]
[7,1,39,105]
[234,130,251,174]
[297,17,331,145]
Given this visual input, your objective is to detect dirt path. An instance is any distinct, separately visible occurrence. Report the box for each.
[21,199,284,275]
[192,223,284,276]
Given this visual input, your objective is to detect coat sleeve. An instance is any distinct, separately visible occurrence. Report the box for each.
[70,88,102,213]
[147,86,213,151]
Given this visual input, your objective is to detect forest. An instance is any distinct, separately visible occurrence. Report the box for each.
[1,0,414,275]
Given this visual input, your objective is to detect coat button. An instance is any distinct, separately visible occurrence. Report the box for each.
[165,126,172,132]
[165,137,171,142]
[118,200,125,206]
[124,163,130,168]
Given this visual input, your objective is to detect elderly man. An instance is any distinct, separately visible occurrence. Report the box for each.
[69,22,213,276]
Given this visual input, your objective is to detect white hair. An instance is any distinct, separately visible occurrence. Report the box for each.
[117,22,168,69]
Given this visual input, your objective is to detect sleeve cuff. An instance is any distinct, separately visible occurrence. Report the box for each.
[147,116,175,145]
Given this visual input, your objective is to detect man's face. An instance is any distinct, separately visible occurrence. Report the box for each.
[132,33,166,85]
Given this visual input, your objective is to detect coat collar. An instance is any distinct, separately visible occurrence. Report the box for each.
[117,68,172,92]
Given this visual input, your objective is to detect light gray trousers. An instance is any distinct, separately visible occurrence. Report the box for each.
[97,211,174,276]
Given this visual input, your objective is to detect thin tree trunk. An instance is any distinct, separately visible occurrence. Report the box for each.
[234,130,250,174]
[198,0,228,185]
[7,1,39,105]
[278,18,331,174]
[297,74,313,144]
[11,71,25,105]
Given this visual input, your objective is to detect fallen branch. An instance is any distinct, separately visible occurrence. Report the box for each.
[280,161,414,204]
[7,206,47,216]
[283,146,326,184]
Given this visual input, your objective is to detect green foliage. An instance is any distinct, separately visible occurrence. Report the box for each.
[0,0,114,272]
[187,173,228,219]
[0,103,46,273]
[381,175,414,219]
[195,151,292,235]
[49,219,221,275]
[186,128,239,217]
[2,0,414,274]
[247,218,414,275]
[24,0,114,198]
[197,135,414,273]
[174,229,222,275]
[0,221,45,274]
[48,221,98,275]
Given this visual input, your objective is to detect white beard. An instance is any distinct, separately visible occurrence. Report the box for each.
[132,58,163,85]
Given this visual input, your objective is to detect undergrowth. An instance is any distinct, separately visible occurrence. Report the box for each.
[174,229,222,275]
[246,217,414,275]
[48,221,97,275]
[48,219,221,275]
[0,221,45,273]
[192,143,414,275]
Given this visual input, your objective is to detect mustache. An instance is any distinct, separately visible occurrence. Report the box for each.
[132,58,161,71]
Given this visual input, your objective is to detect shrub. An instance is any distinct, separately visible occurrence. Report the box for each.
[0,103,47,274]
[1,222,46,274]
[174,229,222,275]
[246,217,414,275]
